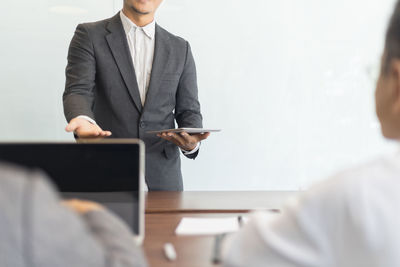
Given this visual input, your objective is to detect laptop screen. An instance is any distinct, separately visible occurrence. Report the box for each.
[0,141,143,235]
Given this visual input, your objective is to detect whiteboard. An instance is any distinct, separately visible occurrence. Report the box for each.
[0,0,397,190]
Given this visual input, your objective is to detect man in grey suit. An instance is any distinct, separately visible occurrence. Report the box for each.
[0,162,146,267]
[63,0,209,190]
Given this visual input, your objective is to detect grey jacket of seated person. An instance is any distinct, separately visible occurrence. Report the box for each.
[63,13,203,191]
[0,163,147,267]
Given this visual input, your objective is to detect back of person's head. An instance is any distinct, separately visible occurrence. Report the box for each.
[375,0,400,139]
[385,1,400,72]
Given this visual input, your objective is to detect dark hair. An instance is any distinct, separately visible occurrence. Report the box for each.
[385,0,400,72]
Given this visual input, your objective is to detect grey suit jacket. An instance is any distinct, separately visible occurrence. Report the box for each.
[0,162,147,267]
[63,13,203,191]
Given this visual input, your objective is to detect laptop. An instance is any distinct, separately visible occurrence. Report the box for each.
[0,139,145,244]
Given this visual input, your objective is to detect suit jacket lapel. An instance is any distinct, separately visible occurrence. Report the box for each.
[105,13,142,113]
[144,24,172,111]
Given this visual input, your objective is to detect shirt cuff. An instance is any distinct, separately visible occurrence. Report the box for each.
[76,115,97,125]
[181,142,200,155]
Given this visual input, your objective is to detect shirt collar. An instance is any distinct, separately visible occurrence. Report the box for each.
[120,10,155,40]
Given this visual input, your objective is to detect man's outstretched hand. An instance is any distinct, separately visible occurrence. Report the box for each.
[157,131,210,151]
[65,117,112,138]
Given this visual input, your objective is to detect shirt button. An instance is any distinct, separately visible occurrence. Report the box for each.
[140,121,146,128]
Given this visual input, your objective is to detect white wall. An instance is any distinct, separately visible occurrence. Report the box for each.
[0,0,397,190]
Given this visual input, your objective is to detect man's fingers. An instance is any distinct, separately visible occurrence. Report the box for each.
[157,131,209,151]
[75,126,101,138]
[158,132,172,141]
[162,132,177,143]
[65,120,79,132]
[160,132,181,147]
[196,132,210,141]
[77,130,100,138]
[168,132,186,145]
[181,132,210,142]
[179,132,194,142]
[165,132,184,146]
[98,131,112,137]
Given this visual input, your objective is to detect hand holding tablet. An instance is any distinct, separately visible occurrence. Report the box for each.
[148,128,220,151]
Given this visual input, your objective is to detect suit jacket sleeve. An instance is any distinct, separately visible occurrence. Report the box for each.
[175,41,203,128]
[28,171,147,267]
[175,41,203,159]
[63,24,96,122]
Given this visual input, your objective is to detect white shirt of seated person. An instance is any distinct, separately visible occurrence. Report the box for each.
[223,151,400,267]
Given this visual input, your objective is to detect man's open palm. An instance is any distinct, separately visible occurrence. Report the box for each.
[65,117,112,138]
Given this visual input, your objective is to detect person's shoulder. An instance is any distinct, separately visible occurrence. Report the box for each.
[301,153,398,210]
[77,14,116,33]
[319,154,395,191]
[0,163,44,212]
[0,162,57,199]
[0,162,31,189]
[156,24,189,47]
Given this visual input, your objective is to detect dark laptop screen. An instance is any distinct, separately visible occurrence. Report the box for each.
[0,142,142,234]
[0,143,139,191]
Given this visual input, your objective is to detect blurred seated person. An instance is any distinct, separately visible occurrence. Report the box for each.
[0,162,147,267]
[224,1,400,266]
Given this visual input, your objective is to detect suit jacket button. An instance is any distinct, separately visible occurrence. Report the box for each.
[140,121,146,128]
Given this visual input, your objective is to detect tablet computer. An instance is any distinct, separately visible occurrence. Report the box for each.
[147,127,221,134]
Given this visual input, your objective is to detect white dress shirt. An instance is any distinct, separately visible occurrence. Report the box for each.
[224,151,400,267]
[120,10,155,106]
[78,10,199,154]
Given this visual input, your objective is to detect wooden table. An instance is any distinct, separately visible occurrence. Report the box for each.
[144,213,235,267]
[145,191,298,214]
[143,191,298,267]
